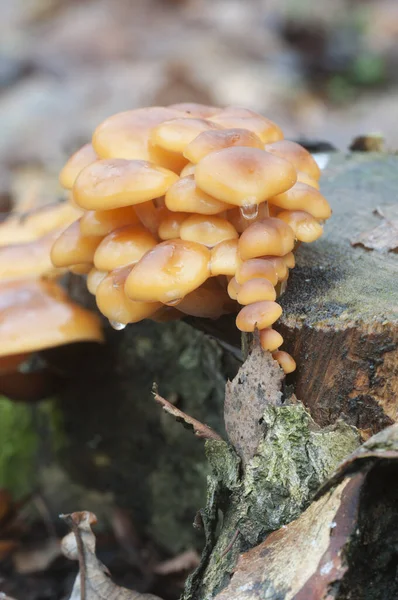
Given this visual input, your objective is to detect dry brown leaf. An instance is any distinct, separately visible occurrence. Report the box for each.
[61,511,162,600]
[153,388,223,441]
[224,343,284,466]
[351,218,398,252]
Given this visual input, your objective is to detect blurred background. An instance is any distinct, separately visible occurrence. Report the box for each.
[1,0,398,215]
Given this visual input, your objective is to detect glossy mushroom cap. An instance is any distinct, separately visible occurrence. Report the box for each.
[277,210,324,242]
[210,239,239,276]
[166,176,230,214]
[236,278,277,304]
[184,128,263,164]
[269,183,331,220]
[73,159,178,210]
[93,224,157,271]
[272,350,296,374]
[195,147,297,207]
[0,232,61,281]
[209,107,284,143]
[236,301,282,332]
[79,207,139,237]
[238,217,295,260]
[264,140,321,181]
[158,212,189,240]
[151,118,219,154]
[50,220,102,268]
[180,215,238,247]
[168,103,220,118]
[259,328,283,352]
[59,144,98,190]
[125,239,211,304]
[177,280,236,319]
[0,279,103,356]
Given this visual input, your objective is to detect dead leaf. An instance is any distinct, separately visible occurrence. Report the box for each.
[60,511,162,600]
[351,218,398,252]
[153,387,223,441]
[154,549,200,575]
[224,343,284,466]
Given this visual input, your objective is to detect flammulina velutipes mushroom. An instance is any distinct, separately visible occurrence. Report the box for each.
[51,104,332,374]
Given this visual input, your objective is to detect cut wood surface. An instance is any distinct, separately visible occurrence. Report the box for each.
[279,152,398,436]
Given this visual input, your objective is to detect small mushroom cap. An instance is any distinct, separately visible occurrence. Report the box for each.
[183,128,263,164]
[166,176,230,214]
[0,353,31,375]
[236,300,282,332]
[87,268,107,295]
[296,171,320,189]
[277,210,324,242]
[158,212,189,240]
[177,280,236,319]
[282,251,295,269]
[125,239,211,304]
[96,269,162,324]
[93,224,157,271]
[168,103,220,118]
[264,140,321,181]
[51,220,103,268]
[235,258,278,286]
[195,147,297,207]
[59,144,98,190]
[210,239,238,276]
[236,278,276,304]
[227,276,240,300]
[0,371,56,403]
[259,328,283,352]
[210,108,284,143]
[0,202,82,246]
[69,264,92,275]
[269,182,331,220]
[0,278,103,356]
[180,163,196,177]
[180,215,238,247]
[92,106,187,171]
[0,231,61,281]
[238,217,295,260]
[134,200,168,234]
[80,206,139,237]
[260,256,288,281]
[272,350,296,373]
[73,159,179,210]
[151,118,219,154]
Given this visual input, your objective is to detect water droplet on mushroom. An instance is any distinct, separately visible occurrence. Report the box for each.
[240,202,258,220]
[109,320,126,331]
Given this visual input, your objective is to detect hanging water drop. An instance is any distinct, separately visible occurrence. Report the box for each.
[240,202,259,220]
[109,320,127,331]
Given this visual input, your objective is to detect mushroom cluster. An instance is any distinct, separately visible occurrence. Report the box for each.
[0,202,103,401]
[53,104,331,373]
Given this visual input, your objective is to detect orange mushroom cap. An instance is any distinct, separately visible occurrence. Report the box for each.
[125,239,211,304]
[296,171,320,189]
[235,258,278,286]
[87,268,107,295]
[59,144,98,190]
[272,350,296,373]
[79,206,139,237]
[238,217,295,260]
[179,215,238,247]
[269,182,331,220]
[168,103,220,118]
[236,278,276,304]
[73,159,179,211]
[183,128,264,164]
[210,108,284,143]
[92,106,187,172]
[93,224,157,271]
[209,239,239,276]
[0,278,103,356]
[158,212,189,240]
[166,176,230,215]
[264,140,321,181]
[51,220,103,268]
[96,269,162,325]
[259,328,283,352]
[236,301,282,332]
[151,117,220,154]
[0,231,62,281]
[277,210,324,243]
[195,147,297,207]
[227,276,240,300]
[177,280,236,319]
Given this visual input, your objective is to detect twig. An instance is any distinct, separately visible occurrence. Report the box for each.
[60,513,86,600]
[152,384,223,441]
[221,528,240,557]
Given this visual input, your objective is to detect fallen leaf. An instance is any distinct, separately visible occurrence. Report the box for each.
[153,387,223,441]
[351,219,398,252]
[154,549,200,575]
[61,511,162,600]
[224,343,284,466]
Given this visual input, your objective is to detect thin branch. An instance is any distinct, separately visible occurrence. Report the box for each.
[60,513,87,600]
[152,385,223,441]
